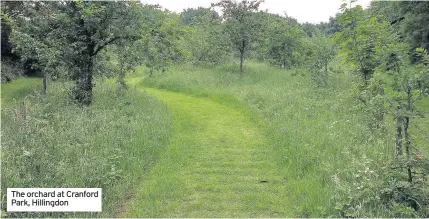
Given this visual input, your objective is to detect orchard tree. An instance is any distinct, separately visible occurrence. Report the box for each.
[332,2,429,215]
[8,2,65,95]
[139,6,183,76]
[334,5,384,84]
[308,34,337,87]
[181,8,231,66]
[334,3,391,129]
[266,17,306,69]
[9,1,143,105]
[61,1,142,105]
[379,42,429,183]
[180,7,221,26]
[212,0,264,73]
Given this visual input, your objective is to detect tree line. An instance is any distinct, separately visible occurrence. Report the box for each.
[1,0,337,105]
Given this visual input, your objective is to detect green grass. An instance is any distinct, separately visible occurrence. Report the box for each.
[2,61,427,217]
[123,85,294,217]
[1,78,171,218]
[134,61,415,216]
[1,77,41,107]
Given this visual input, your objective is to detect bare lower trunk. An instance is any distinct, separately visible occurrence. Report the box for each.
[42,74,47,96]
[404,116,412,183]
[74,59,93,105]
[405,88,413,183]
[240,51,244,73]
[325,62,328,75]
[396,107,403,158]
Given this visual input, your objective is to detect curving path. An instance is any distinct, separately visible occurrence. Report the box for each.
[123,83,292,217]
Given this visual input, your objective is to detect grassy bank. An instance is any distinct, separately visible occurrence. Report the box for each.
[1,78,171,217]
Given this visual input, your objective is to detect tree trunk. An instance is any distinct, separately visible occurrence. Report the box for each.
[42,74,47,97]
[325,61,328,75]
[240,40,246,73]
[74,58,94,105]
[404,88,413,183]
[377,86,385,128]
[396,109,403,158]
[70,9,95,106]
[240,50,244,73]
[404,116,412,183]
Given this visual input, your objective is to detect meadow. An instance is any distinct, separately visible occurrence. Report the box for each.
[138,61,398,216]
[2,60,429,217]
[1,1,428,216]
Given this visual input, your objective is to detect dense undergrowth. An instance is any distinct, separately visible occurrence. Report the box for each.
[1,78,171,217]
[141,61,429,217]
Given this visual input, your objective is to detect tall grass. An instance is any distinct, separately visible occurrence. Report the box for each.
[141,61,402,216]
[1,78,171,218]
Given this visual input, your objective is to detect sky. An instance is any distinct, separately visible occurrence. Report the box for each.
[141,0,372,24]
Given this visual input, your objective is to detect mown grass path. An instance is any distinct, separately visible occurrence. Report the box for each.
[123,82,291,217]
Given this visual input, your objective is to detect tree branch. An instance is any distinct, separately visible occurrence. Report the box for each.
[92,35,141,57]
[91,36,121,57]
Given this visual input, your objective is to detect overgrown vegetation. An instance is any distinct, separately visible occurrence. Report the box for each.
[1,0,428,217]
[1,78,171,217]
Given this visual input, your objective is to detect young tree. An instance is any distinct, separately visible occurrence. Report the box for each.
[380,43,429,183]
[334,3,390,129]
[308,34,337,87]
[212,0,264,73]
[335,5,383,84]
[265,17,306,69]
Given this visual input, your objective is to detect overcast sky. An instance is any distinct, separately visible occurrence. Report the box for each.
[141,0,372,24]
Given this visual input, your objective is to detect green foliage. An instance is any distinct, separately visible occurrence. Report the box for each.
[3,2,63,89]
[308,35,337,87]
[334,5,389,82]
[399,2,429,55]
[0,59,24,83]
[330,2,429,217]
[1,1,34,80]
[180,7,221,26]
[138,6,183,76]
[331,153,429,218]
[371,1,429,57]
[6,1,143,104]
[212,0,264,72]
[180,8,231,66]
[264,17,307,69]
[1,78,171,218]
